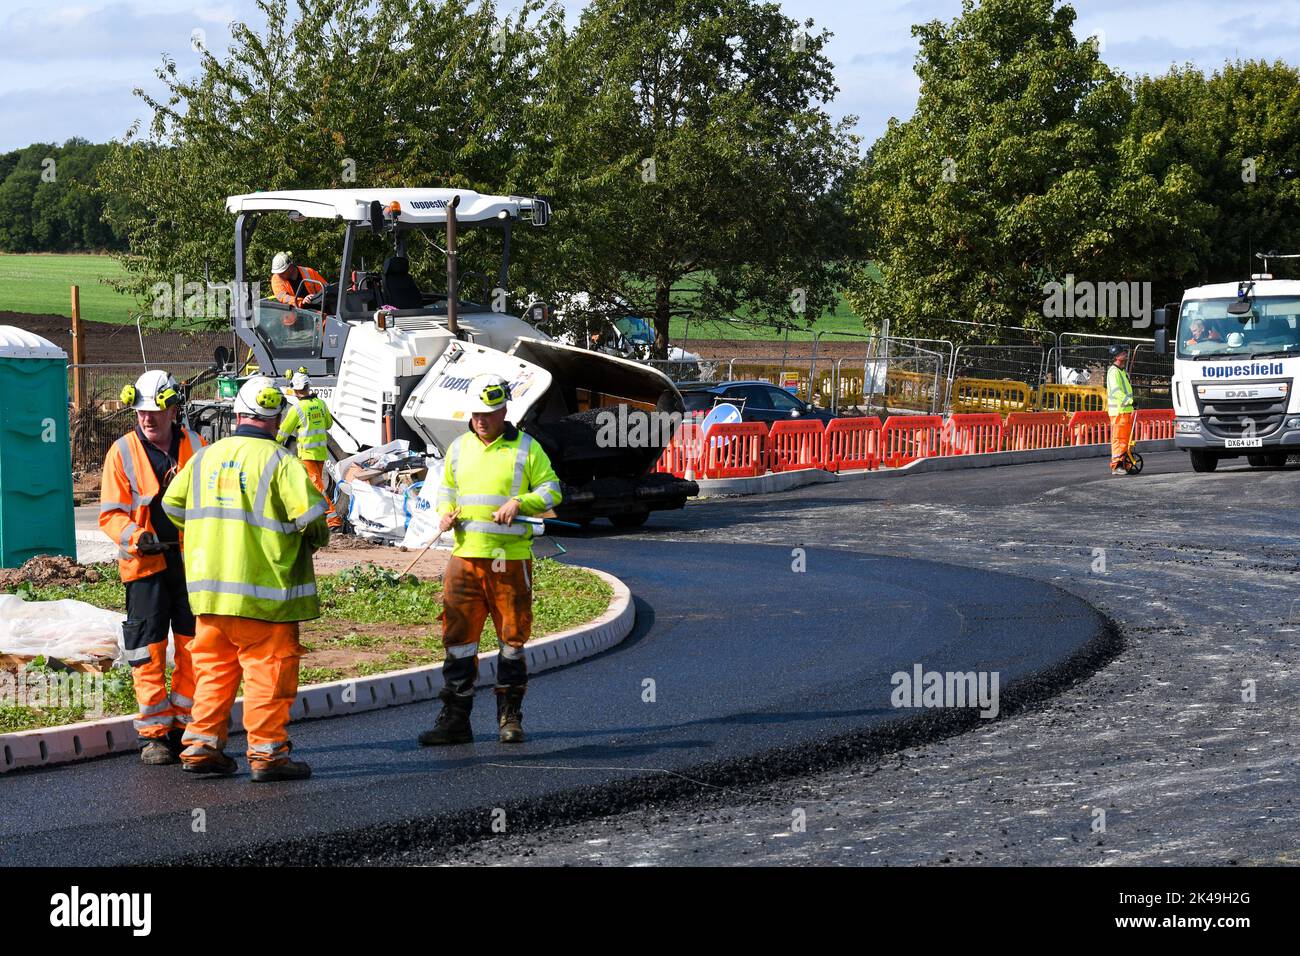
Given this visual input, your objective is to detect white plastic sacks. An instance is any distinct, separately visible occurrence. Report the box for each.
[0,595,125,665]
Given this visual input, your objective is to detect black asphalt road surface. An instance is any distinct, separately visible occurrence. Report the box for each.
[1,522,1111,865]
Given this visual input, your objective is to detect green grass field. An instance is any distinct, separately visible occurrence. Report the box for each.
[0,253,875,340]
[0,253,137,324]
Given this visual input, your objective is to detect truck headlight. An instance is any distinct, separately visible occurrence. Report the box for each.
[1177,420,1201,433]
[1287,418,1300,430]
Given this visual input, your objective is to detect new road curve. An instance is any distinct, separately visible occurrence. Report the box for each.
[0,467,1118,866]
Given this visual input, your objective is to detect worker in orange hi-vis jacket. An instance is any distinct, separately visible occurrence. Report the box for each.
[99,369,205,765]
[270,251,328,327]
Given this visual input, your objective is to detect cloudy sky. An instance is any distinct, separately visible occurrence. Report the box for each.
[2,0,1298,153]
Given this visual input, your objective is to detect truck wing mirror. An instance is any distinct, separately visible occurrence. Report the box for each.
[369,200,384,236]
[1153,308,1168,330]
[1154,328,1168,355]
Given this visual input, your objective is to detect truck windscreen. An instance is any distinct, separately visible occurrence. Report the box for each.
[1178,297,1300,359]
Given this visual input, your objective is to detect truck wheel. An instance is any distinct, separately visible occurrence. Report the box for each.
[1189,449,1218,473]
[609,511,650,529]
[1246,452,1287,468]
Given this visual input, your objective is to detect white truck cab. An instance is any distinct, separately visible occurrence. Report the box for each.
[1156,275,1300,472]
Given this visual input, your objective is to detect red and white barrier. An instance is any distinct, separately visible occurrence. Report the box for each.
[880,415,943,467]
[824,417,881,472]
[703,422,769,478]
[1133,408,1175,440]
[941,413,1004,455]
[768,419,826,473]
[1069,410,1111,446]
[1004,412,1069,450]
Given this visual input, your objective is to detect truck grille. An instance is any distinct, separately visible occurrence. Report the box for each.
[1196,394,1287,438]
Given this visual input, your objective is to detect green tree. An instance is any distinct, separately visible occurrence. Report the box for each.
[97,0,556,321]
[846,0,1198,341]
[527,0,859,356]
[1129,60,1300,299]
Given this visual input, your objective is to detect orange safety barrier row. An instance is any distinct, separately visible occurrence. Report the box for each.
[941,413,1004,455]
[1004,412,1069,450]
[824,417,881,472]
[1133,408,1175,440]
[655,408,1175,481]
[880,415,943,467]
[768,419,826,473]
[702,422,769,478]
[1069,410,1111,446]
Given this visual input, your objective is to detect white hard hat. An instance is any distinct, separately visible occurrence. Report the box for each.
[233,375,285,419]
[466,374,511,413]
[271,252,294,275]
[121,369,179,411]
[291,370,310,390]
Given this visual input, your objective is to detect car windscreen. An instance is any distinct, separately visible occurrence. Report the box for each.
[1178,296,1300,359]
[680,391,716,412]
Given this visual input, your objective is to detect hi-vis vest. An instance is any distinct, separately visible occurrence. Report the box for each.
[100,429,204,582]
[276,396,333,462]
[1106,365,1135,415]
[162,435,330,622]
[437,427,562,560]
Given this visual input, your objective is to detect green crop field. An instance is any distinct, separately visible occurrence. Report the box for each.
[0,253,138,324]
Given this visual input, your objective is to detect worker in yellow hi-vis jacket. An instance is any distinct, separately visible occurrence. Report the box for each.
[1107,344,1136,474]
[418,373,562,747]
[276,368,342,529]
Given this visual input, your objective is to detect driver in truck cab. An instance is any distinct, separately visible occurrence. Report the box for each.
[270,252,328,325]
[1183,317,1223,347]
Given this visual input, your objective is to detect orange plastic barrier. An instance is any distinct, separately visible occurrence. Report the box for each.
[1004,412,1069,450]
[1069,410,1111,446]
[702,422,769,478]
[880,415,943,467]
[1133,408,1175,440]
[654,422,703,477]
[824,417,881,472]
[768,419,826,472]
[941,413,1004,455]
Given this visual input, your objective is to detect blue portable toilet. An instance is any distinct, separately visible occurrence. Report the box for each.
[0,326,76,567]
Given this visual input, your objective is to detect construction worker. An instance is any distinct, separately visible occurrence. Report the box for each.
[162,376,331,781]
[270,252,328,326]
[99,370,205,765]
[419,373,563,746]
[1107,344,1136,474]
[277,368,343,529]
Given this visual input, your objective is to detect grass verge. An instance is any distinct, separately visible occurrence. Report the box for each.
[0,559,612,732]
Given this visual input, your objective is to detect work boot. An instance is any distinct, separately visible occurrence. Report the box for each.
[166,727,186,756]
[140,740,178,765]
[496,687,526,744]
[250,758,312,783]
[180,746,238,776]
[418,692,474,746]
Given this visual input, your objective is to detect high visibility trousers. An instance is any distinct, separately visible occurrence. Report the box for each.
[181,614,303,766]
[124,561,196,741]
[301,459,342,528]
[133,637,195,740]
[1110,411,1134,468]
[439,556,533,697]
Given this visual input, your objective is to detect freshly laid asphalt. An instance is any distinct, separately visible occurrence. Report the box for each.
[0,529,1110,865]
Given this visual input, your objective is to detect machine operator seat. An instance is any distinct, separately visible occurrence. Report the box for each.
[381,256,426,310]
